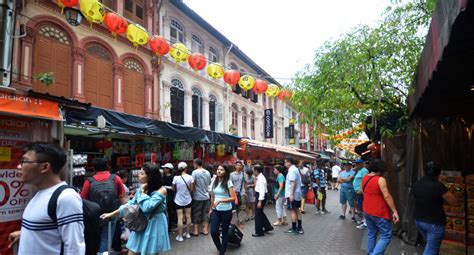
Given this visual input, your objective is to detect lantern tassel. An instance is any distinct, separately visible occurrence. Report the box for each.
[61,7,64,15]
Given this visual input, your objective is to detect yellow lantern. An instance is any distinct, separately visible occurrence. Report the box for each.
[265,84,280,97]
[126,24,148,49]
[169,43,189,64]
[238,75,255,91]
[207,63,224,79]
[79,0,105,24]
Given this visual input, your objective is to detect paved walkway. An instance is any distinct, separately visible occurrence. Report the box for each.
[163,190,423,255]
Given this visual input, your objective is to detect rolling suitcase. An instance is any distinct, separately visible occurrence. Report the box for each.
[227,223,243,247]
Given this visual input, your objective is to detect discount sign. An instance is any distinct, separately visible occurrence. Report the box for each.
[0,169,33,222]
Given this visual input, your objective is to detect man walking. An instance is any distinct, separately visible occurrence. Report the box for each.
[8,142,85,254]
[353,159,369,229]
[312,162,328,214]
[252,165,274,237]
[331,163,341,191]
[191,158,211,236]
[338,163,356,222]
[298,161,311,214]
[230,161,246,226]
[284,157,304,235]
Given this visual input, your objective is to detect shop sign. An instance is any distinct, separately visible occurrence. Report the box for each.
[264,109,273,139]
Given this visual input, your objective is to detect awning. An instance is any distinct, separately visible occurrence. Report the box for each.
[65,106,240,146]
[239,139,314,160]
[0,90,63,121]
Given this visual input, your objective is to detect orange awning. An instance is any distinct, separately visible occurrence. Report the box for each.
[0,91,63,121]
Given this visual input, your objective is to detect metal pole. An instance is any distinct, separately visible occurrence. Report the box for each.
[0,0,15,87]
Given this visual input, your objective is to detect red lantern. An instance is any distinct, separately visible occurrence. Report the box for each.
[278,90,292,101]
[252,79,268,94]
[104,13,128,39]
[224,70,240,86]
[103,140,113,149]
[58,0,78,14]
[187,53,207,71]
[149,35,170,56]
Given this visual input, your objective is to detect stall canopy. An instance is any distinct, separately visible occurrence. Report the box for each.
[0,90,63,121]
[66,106,240,146]
[239,138,315,160]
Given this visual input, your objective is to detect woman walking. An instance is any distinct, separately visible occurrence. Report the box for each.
[362,159,399,255]
[101,163,171,255]
[273,165,287,226]
[244,167,255,221]
[209,165,236,255]
[172,162,194,242]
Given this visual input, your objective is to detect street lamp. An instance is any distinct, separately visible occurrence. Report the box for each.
[64,7,83,26]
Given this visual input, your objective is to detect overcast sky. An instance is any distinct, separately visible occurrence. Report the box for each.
[183,0,390,85]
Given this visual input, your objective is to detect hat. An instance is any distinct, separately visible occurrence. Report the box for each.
[162,163,174,169]
[355,159,365,164]
[178,162,188,169]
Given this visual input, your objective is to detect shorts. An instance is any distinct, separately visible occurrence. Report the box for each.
[191,199,210,224]
[286,198,302,210]
[339,188,355,207]
[357,194,364,211]
[175,202,192,210]
[301,186,309,197]
[316,187,327,200]
[332,177,338,183]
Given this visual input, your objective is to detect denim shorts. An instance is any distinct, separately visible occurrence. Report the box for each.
[301,186,309,197]
[340,188,355,207]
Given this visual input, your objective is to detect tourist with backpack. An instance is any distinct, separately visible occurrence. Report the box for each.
[8,142,86,255]
[80,157,127,253]
[298,161,311,214]
[172,162,194,242]
[101,163,171,255]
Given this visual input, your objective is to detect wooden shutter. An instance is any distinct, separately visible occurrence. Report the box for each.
[84,46,113,109]
[209,101,216,131]
[123,68,145,116]
[192,95,198,127]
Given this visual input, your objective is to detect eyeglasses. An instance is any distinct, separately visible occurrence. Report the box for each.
[19,160,45,166]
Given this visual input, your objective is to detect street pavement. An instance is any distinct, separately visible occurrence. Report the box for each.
[163,190,423,255]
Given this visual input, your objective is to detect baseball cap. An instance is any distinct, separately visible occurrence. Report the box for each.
[162,163,174,169]
[178,162,188,169]
[355,159,365,164]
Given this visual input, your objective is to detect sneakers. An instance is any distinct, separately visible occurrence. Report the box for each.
[183,232,191,239]
[176,235,184,242]
[315,209,321,215]
[338,215,346,220]
[273,221,283,226]
[351,217,357,222]
[322,209,329,214]
[285,228,299,236]
[297,228,304,235]
[357,223,367,229]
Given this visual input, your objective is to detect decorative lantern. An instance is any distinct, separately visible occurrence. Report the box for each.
[63,7,83,26]
[104,13,128,39]
[224,70,240,86]
[207,63,225,79]
[278,89,292,101]
[265,84,280,97]
[253,79,268,94]
[238,75,255,91]
[57,0,78,14]
[169,43,189,63]
[79,0,105,25]
[148,36,170,56]
[188,53,207,71]
[126,24,148,49]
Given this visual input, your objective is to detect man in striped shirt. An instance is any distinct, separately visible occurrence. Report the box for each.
[8,143,85,255]
[312,162,328,215]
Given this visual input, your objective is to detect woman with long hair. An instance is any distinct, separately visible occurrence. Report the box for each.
[273,165,287,226]
[209,164,236,255]
[244,167,255,222]
[101,163,170,255]
[172,162,194,242]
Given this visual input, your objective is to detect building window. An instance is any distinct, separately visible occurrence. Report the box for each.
[242,108,247,137]
[100,0,113,10]
[170,19,185,44]
[124,59,143,73]
[86,44,111,61]
[170,78,185,125]
[191,34,204,53]
[38,25,70,45]
[209,95,217,131]
[250,111,255,139]
[231,104,238,128]
[124,0,133,12]
[192,87,203,128]
[208,47,219,63]
[263,94,267,108]
[124,0,144,26]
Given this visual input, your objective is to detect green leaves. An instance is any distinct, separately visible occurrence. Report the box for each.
[33,72,55,87]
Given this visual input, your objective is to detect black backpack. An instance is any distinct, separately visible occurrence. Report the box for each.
[48,185,101,255]
[88,174,119,213]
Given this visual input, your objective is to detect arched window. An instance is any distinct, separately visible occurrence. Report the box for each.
[84,43,113,109]
[250,111,256,139]
[170,19,184,44]
[208,46,219,63]
[209,95,217,131]
[241,107,247,137]
[170,78,185,124]
[192,87,203,128]
[191,34,204,53]
[231,103,238,128]
[123,58,145,116]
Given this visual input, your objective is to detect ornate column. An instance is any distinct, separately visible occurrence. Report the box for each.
[162,80,172,122]
[72,47,85,102]
[151,58,160,119]
[202,97,210,130]
[184,90,193,127]
[144,74,154,118]
[18,27,35,90]
[146,2,153,32]
[113,62,125,112]
[237,109,243,137]
[117,0,124,15]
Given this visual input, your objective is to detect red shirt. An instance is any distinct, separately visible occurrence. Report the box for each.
[80,171,125,199]
[362,175,391,220]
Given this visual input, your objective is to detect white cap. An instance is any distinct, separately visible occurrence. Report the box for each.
[162,163,174,169]
[178,162,188,169]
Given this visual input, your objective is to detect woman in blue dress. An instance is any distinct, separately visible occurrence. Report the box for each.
[101,163,171,255]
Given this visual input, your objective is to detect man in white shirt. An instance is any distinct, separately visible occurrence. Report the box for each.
[252,165,273,237]
[331,163,342,191]
[284,157,304,236]
[8,142,85,255]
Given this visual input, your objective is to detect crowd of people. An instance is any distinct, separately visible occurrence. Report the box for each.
[7,142,457,255]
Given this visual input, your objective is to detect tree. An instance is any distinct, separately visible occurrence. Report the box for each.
[292,0,436,138]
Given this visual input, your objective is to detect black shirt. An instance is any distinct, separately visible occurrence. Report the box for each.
[412,176,448,225]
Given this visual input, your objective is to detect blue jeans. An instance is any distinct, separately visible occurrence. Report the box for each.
[99,220,116,252]
[210,209,233,255]
[416,220,445,255]
[365,213,392,255]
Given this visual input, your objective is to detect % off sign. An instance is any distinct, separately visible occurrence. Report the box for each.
[0,170,34,222]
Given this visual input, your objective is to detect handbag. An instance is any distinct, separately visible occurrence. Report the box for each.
[306,189,316,205]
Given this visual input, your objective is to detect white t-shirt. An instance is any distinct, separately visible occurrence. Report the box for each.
[19,182,85,255]
[285,165,302,201]
[172,174,194,206]
[332,165,341,178]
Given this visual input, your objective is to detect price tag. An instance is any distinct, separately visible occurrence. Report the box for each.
[0,147,11,162]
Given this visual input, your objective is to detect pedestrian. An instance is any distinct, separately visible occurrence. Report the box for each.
[325,163,333,190]
[273,165,288,226]
[81,157,127,253]
[362,159,400,255]
[253,165,274,237]
[284,157,304,235]
[298,161,311,214]
[172,162,194,242]
[162,163,177,232]
[117,169,130,198]
[244,166,256,222]
[191,158,211,236]
[331,162,341,191]
[338,163,356,222]
[412,162,458,255]
[230,161,246,226]
[114,169,131,252]
[209,164,235,255]
[353,159,369,229]
[311,162,328,214]
[8,142,85,255]
[101,163,171,254]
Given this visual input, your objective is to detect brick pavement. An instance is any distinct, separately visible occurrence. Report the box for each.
[163,191,423,255]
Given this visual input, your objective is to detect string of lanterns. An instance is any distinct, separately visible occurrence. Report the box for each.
[322,123,365,141]
[57,0,294,101]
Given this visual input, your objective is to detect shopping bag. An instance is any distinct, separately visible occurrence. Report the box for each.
[306,189,316,204]
[318,191,324,201]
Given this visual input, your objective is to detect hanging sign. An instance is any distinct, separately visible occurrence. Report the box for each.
[264,109,273,139]
[289,118,295,144]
